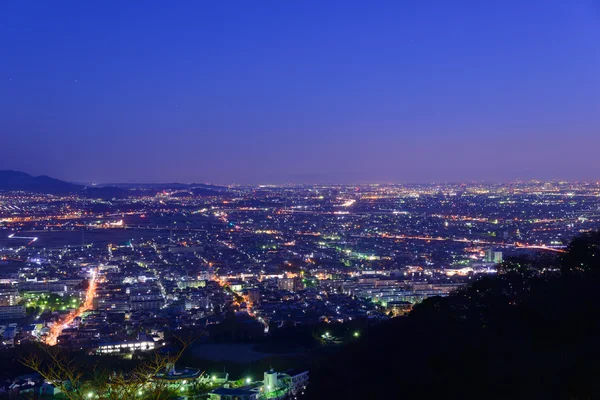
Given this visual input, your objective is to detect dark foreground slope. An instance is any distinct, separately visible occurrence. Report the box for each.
[307,233,600,400]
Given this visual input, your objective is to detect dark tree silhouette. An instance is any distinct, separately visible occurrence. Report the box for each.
[561,230,600,275]
[306,232,600,400]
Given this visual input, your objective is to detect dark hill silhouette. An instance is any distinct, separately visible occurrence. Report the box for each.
[307,233,600,400]
[0,170,228,198]
[0,170,83,194]
[0,170,123,198]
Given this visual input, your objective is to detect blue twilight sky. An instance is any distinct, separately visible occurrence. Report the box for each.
[1,0,600,184]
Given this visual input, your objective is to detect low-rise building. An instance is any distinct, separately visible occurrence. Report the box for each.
[95,339,156,354]
[209,387,260,400]
[0,305,26,320]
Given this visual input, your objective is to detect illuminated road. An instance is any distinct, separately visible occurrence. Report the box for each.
[8,233,38,245]
[45,269,97,346]
[513,242,567,253]
[211,276,267,331]
[358,233,567,253]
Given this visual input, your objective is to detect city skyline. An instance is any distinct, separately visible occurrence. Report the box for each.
[2,0,600,184]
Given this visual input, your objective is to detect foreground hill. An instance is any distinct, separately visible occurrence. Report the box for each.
[307,233,600,400]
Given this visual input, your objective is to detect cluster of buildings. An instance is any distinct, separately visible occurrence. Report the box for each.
[0,181,598,394]
[209,368,309,400]
[0,364,308,399]
[341,275,465,307]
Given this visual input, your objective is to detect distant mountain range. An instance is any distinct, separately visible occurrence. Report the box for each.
[0,170,83,194]
[0,170,228,197]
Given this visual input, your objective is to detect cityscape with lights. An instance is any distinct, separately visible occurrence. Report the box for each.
[1,176,600,397]
[3,0,600,398]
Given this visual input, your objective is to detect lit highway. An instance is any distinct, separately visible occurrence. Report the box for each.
[45,269,97,346]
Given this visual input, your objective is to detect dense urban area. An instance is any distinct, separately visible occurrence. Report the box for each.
[1,178,599,398]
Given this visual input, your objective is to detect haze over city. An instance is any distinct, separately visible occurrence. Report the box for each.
[2,0,600,184]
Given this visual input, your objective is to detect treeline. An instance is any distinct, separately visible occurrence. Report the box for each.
[306,232,600,400]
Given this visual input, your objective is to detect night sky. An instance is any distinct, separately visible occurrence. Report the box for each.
[1,1,599,184]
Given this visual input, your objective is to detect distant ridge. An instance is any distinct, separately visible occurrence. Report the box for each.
[0,170,228,197]
[0,170,83,194]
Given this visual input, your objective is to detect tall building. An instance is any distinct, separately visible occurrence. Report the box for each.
[246,288,260,305]
[0,287,20,306]
[278,277,304,292]
[485,249,503,264]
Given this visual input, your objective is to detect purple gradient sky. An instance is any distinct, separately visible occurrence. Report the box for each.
[1,0,600,184]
